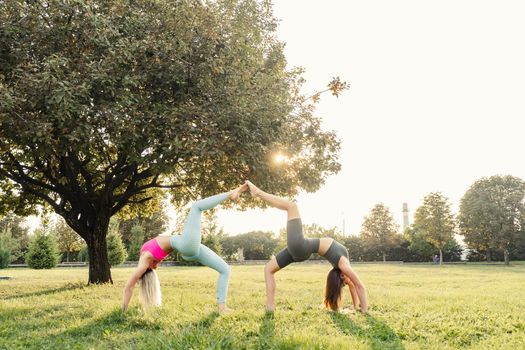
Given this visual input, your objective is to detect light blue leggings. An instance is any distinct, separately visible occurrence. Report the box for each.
[170,193,231,304]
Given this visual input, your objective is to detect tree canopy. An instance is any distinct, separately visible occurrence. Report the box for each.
[360,203,399,262]
[0,0,343,282]
[413,192,455,265]
[459,175,525,265]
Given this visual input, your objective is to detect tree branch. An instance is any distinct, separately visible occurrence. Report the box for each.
[4,153,59,193]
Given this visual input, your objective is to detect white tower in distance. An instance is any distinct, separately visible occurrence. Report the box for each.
[402,203,410,230]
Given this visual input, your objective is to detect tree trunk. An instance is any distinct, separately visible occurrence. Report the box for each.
[66,251,70,263]
[86,216,113,284]
[503,249,510,266]
[486,249,492,262]
[382,252,386,262]
[439,249,443,265]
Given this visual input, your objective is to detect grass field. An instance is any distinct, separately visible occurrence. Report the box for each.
[1,263,525,350]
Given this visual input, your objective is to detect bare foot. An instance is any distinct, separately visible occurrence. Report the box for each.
[245,180,261,197]
[265,303,275,312]
[218,304,234,314]
[340,307,353,314]
[228,183,248,201]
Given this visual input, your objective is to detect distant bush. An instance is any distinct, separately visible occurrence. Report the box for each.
[78,244,88,262]
[222,231,278,260]
[127,225,145,261]
[0,248,10,268]
[0,227,21,267]
[26,231,60,269]
[0,231,12,268]
[77,233,128,266]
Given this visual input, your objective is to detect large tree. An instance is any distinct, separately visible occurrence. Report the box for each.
[360,203,399,262]
[0,0,343,283]
[458,175,525,265]
[413,192,455,265]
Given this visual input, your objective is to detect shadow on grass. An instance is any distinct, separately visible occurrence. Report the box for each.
[253,311,310,350]
[1,281,86,300]
[256,311,275,349]
[331,313,405,350]
[61,308,148,338]
[187,311,219,329]
[167,311,238,349]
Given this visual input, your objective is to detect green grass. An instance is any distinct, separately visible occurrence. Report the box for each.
[1,263,525,349]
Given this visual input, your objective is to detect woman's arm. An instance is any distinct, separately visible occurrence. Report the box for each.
[347,280,359,311]
[122,258,150,311]
[338,258,368,314]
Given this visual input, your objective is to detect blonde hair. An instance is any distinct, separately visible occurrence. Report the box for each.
[139,268,162,311]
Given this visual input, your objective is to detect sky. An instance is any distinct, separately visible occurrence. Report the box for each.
[216,0,525,237]
[24,1,525,237]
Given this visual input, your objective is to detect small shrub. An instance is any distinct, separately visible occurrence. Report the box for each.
[78,244,88,262]
[0,248,10,268]
[26,231,60,269]
[127,225,145,261]
[107,231,127,266]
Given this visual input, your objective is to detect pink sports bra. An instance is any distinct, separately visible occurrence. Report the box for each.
[140,238,169,262]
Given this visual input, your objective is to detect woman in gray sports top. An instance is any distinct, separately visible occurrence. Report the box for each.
[245,181,368,314]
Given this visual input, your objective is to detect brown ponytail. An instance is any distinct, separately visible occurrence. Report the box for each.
[324,267,344,311]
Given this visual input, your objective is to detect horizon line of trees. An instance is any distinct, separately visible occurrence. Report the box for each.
[1,174,524,269]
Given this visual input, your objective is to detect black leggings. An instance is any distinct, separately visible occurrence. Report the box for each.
[275,218,349,269]
[275,218,320,268]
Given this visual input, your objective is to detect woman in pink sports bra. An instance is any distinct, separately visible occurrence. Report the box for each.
[122,183,247,314]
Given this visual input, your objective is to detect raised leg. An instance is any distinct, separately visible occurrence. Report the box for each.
[176,185,247,257]
[246,181,300,221]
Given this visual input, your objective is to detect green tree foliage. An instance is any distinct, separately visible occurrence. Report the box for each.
[118,211,169,250]
[222,231,278,260]
[341,235,366,262]
[26,230,60,269]
[459,175,525,265]
[116,188,169,248]
[127,225,145,262]
[78,244,88,263]
[0,225,19,267]
[404,227,434,260]
[466,232,525,261]
[360,204,399,262]
[0,0,344,283]
[413,193,455,265]
[303,224,342,239]
[404,227,463,262]
[275,227,288,254]
[53,218,83,262]
[0,248,9,268]
[201,211,224,256]
[106,229,127,267]
[442,239,463,262]
[0,214,30,263]
[80,220,128,265]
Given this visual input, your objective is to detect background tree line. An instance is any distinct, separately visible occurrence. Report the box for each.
[1,174,524,269]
